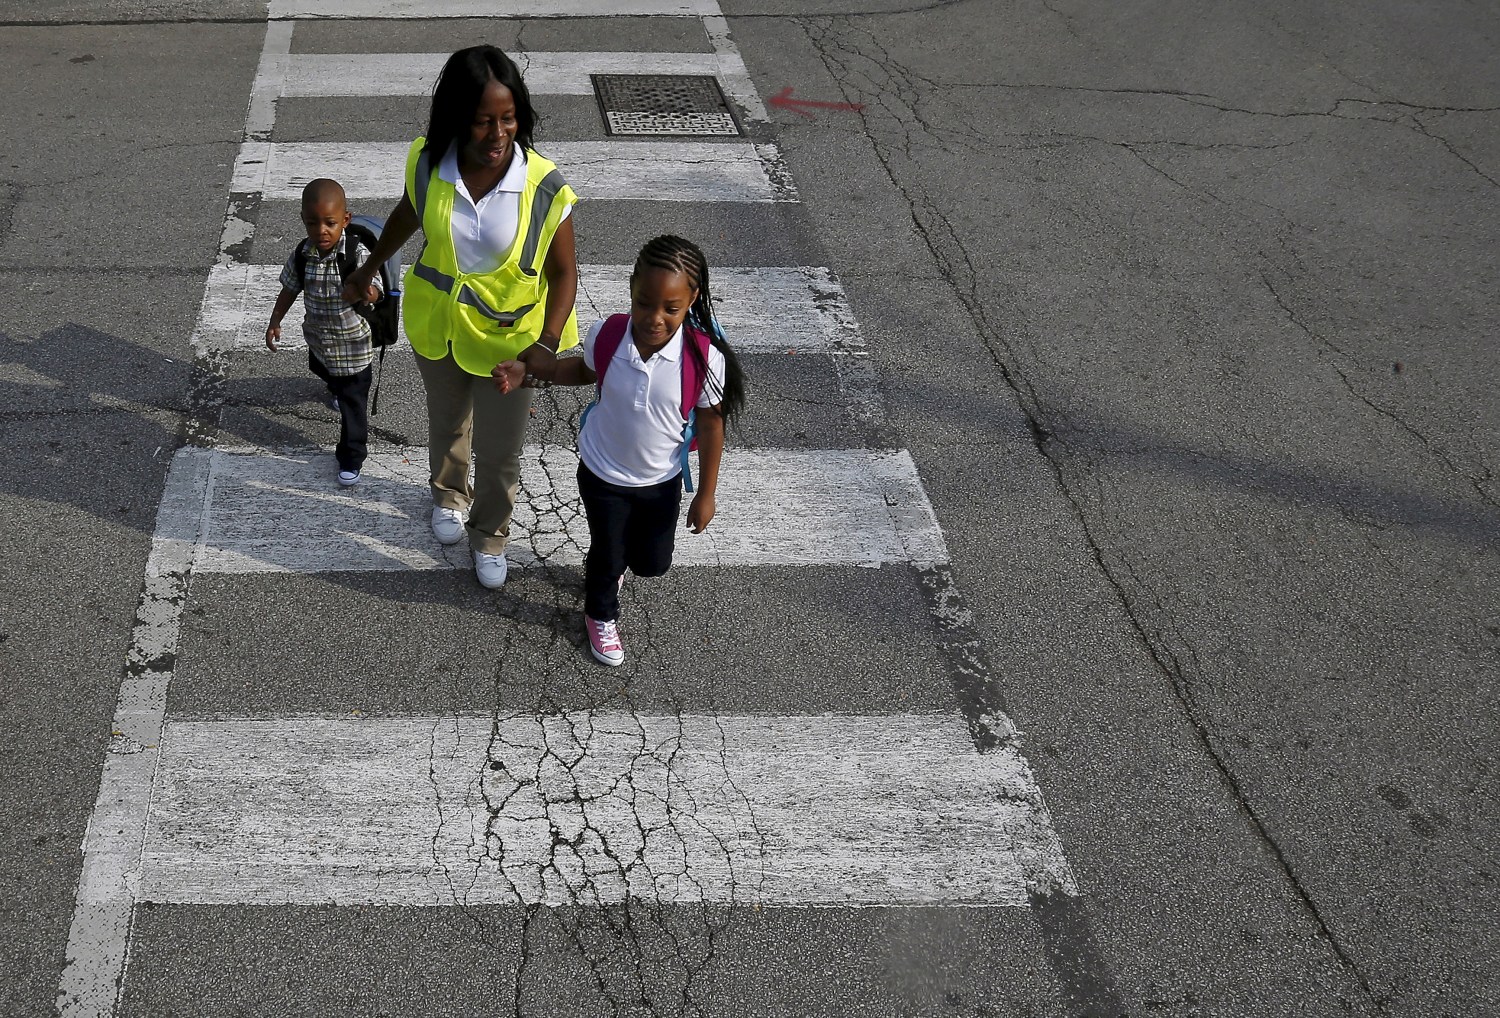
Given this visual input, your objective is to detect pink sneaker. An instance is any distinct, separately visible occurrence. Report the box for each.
[585,615,624,666]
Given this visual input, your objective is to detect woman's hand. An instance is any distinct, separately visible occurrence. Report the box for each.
[341,265,376,306]
[687,491,716,534]
[492,360,525,394]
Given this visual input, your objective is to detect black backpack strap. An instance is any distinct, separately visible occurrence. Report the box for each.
[337,235,360,286]
[370,343,386,416]
[292,239,309,284]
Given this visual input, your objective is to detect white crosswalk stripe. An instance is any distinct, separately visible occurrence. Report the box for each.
[198,263,855,353]
[61,9,1077,1014]
[284,50,750,99]
[152,445,948,574]
[232,140,795,202]
[132,714,1065,908]
[271,0,723,15]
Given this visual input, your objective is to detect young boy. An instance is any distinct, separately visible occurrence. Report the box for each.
[265,177,382,486]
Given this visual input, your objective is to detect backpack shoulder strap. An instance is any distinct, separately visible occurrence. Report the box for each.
[679,323,713,421]
[593,314,630,392]
[336,233,360,283]
[292,238,309,282]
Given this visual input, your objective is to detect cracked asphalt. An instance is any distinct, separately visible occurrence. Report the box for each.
[1,1,1496,1016]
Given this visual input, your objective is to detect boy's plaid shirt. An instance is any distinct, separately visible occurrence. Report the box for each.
[279,235,381,376]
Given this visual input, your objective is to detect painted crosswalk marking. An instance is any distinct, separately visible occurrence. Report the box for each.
[162,445,947,574]
[61,8,1082,1016]
[232,140,795,202]
[272,0,724,16]
[198,264,855,354]
[130,714,1068,907]
[284,51,747,99]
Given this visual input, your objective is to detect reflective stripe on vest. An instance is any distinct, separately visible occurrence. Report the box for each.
[411,260,537,326]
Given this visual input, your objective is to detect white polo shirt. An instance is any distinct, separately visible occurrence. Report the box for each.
[439,144,571,275]
[577,318,727,487]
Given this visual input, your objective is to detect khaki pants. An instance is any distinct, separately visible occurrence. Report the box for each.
[414,349,534,554]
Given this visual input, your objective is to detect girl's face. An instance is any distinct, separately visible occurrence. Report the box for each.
[464,79,519,172]
[630,267,699,348]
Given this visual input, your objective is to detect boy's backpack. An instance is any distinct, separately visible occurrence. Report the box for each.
[294,214,402,412]
[582,313,713,491]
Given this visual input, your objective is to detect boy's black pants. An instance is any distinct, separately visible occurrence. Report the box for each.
[577,462,682,622]
[308,352,371,471]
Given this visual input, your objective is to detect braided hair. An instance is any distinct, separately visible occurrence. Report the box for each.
[631,235,746,423]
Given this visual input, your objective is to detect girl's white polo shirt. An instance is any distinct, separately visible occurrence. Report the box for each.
[577,318,727,488]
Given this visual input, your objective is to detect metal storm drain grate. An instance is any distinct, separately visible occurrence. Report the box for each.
[592,74,742,137]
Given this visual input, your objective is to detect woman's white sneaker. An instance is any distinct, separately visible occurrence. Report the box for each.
[337,469,360,487]
[585,616,624,666]
[474,549,508,588]
[431,506,465,545]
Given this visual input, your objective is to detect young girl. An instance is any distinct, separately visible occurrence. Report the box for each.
[493,235,745,666]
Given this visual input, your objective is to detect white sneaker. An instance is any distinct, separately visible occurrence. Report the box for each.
[474,549,508,589]
[585,615,624,666]
[431,506,465,545]
[337,469,360,487]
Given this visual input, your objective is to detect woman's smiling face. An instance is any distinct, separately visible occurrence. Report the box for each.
[465,78,519,171]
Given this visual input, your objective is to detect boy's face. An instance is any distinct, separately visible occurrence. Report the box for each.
[301,196,350,253]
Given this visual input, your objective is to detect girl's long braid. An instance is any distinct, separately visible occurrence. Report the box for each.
[633,235,746,423]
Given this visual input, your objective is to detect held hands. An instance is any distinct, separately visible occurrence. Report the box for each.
[341,266,374,307]
[687,491,716,534]
[265,323,280,350]
[492,360,526,394]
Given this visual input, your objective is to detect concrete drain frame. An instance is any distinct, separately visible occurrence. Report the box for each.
[592,73,744,137]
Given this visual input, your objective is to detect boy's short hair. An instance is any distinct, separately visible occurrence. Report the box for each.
[302,177,346,209]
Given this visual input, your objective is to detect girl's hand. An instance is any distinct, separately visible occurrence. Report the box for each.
[492,360,525,394]
[687,491,716,534]
[265,323,280,350]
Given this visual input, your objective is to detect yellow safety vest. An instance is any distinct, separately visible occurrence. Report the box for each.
[401,137,579,374]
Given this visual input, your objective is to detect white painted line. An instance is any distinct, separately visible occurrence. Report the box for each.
[162,445,948,574]
[232,141,795,202]
[704,15,769,124]
[245,21,293,144]
[57,448,217,1018]
[137,713,1071,907]
[272,0,721,16]
[200,263,854,354]
[286,51,729,98]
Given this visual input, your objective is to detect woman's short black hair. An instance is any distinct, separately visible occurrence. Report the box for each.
[424,46,536,163]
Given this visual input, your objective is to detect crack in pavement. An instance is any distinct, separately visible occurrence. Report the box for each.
[407,392,766,1018]
[802,13,1396,1011]
[1257,267,1500,511]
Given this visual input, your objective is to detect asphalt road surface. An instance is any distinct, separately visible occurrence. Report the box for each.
[1,1,1495,1016]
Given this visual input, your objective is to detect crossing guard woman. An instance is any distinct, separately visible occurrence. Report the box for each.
[345,45,579,588]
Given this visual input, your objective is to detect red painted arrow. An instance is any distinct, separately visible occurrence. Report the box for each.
[768,86,865,118]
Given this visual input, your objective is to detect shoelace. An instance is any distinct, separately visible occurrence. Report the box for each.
[593,620,622,652]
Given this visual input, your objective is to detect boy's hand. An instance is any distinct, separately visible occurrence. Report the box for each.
[492,360,525,394]
[687,491,716,534]
[265,323,280,350]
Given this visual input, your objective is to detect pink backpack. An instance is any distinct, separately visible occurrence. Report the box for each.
[582,314,713,491]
